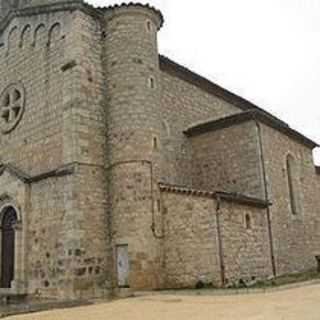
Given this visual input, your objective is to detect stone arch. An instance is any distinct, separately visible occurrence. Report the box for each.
[20,24,32,48]
[33,23,46,47]
[48,22,61,47]
[0,192,12,202]
[0,202,22,224]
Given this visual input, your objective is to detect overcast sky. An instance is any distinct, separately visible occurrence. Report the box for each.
[88,0,320,164]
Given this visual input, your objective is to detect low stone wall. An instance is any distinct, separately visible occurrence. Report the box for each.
[160,191,273,289]
[219,201,273,284]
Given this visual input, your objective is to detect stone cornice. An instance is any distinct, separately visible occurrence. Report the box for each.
[0,0,103,34]
[0,1,164,34]
[159,183,271,208]
[100,2,164,29]
[0,163,75,184]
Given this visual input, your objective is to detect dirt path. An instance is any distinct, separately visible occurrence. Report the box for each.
[7,284,320,320]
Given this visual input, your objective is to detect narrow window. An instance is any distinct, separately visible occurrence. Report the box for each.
[148,76,155,89]
[245,214,251,230]
[286,154,299,215]
[153,136,158,150]
[146,20,152,32]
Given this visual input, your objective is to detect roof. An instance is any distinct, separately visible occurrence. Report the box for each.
[98,2,164,29]
[160,56,319,149]
[159,183,271,208]
[184,110,318,149]
[159,55,275,115]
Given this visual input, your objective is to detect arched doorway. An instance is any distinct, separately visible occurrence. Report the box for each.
[1,207,17,288]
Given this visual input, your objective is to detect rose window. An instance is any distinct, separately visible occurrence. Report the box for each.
[0,83,25,134]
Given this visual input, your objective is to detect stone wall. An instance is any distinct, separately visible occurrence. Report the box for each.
[260,123,320,275]
[59,9,110,298]
[0,7,73,298]
[103,5,164,290]
[161,191,273,288]
[27,175,73,299]
[189,121,264,198]
[0,170,29,294]
[0,6,110,299]
[0,10,70,174]
[161,191,220,288]
[219,201,273,284]
[160,70,241,187]
[71,164,109,299]
[0,0,319,300]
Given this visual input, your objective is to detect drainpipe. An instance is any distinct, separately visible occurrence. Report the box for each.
[255,121,276,276]
[106,160,164,239]
[215,195,226,286]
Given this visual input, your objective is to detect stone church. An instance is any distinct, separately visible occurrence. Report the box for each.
[0,0,319,300]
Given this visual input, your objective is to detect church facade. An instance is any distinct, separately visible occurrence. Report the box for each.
[0,0,319,300]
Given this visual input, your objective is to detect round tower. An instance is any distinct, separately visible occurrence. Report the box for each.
[103,3,165,290]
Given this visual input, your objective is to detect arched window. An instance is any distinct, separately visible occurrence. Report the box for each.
[1,207,17,288]
[146,20,152,32]
[34,24,46,47]
[48,22,61,47]
[148,76,155,89]
[20,25,32,48]
[286,154,299,215]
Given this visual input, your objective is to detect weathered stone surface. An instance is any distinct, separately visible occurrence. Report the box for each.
[0,0,318,300]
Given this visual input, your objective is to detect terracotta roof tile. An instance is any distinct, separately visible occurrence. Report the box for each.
[98,2,164,28]
[159,183,270,208]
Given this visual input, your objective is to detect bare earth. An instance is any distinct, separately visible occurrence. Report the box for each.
[7,284,320,320]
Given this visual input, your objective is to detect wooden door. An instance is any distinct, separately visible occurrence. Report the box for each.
[116,245,129,288]
[1,207,17,288]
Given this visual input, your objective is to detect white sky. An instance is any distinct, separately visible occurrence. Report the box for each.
[88,0,320,164]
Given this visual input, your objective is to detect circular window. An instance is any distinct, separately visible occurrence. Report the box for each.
[0,83,25,134]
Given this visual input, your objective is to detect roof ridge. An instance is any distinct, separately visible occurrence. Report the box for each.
[184,110,318,149]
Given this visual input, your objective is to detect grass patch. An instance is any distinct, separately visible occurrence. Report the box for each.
[230,269,320,289]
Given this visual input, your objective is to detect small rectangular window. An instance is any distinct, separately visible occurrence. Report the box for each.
[245,214,251,230]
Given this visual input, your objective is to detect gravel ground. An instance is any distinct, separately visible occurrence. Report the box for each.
[6,284,320,320]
